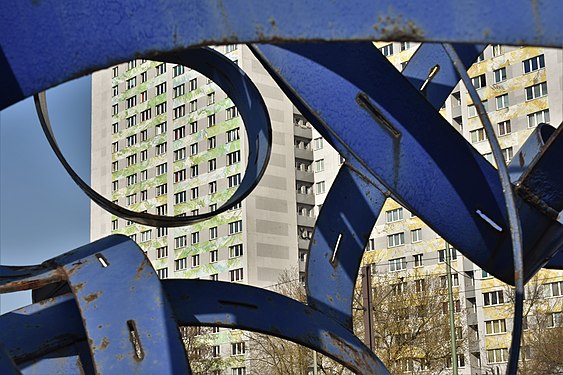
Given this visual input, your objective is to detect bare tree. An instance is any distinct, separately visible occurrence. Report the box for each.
[360,271,466,374]
[180,326,227,374]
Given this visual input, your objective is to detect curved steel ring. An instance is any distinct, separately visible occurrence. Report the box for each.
[35,48,271,227]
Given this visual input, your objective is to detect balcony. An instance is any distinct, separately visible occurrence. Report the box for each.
[296,192,315,205]
[294,124,312,139]
[295,170,314,183]
[298,237,310,250]
[294,147,313,160]
[297,214,316,227]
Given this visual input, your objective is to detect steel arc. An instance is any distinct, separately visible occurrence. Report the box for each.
[251,42,562,285]
[35,47,271,227]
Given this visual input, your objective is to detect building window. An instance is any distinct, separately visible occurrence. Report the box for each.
[188,122,198,135]
[127,60,137,70]
[438,247,457,262]
[314,137,323,150]
[411,228,422,242]
[494,67,507,83]
[413,254,423,267]
[207,114,216,127]
[208,158,217,172]
[387,233,405,248]
[156,246,168,259]
[190,143,198,155]
[112,180,119,191]
[173,105,186,119]
[211,345,220,358]
[112,122,119,134]
[126,154,137,166]
[173,64,184,77]
[175,257,187,271]
[232,342,246,356]
[208,181,217,194]
[209,203,217,212]
[206,226,217,240]
[230,268,244,282]
[156,63,166,75]
[191,254,200,267]
[415,279,425,292]
[226,106,238,119]
[112,66,118,77]
[172,83,185,98]
[486,319,507,335]
[380,43,394,56]
[173,126,186,140]
[156,82,166,95]
[487,348,509,364]
[210,249,218,263]
[228,174,241,187]
[546,312,562,328]
[174,170,186,183]
[498,120,511,136]
[126,96,137,109]
[496,94,509,109]
[492,44,502,56]
[476,52,485,62]
[112,142,119,153]
[126,115,137,128]
[523,54,545,73]
[174,191,186,204]
[157,267,168,279]
[527,109,550,127]
[467,104,477,118]
[502,147,513,162]
[400,42,411,51]
[483,290,505,306]
[389,257,407,272]
[112,104,119,115]
[111,219,118,231]
[175,235,187,249]
[157,227,168,238]
[140,230,151,242]
[140,108,151,122]
[189,100,197,113]
[112,161,118,172]
[173,148,186,162]
[229,220,243,235]
[316,181,326,194]
[139,130,147,142]
[207,92,215,105]
[154,122,166,135]
[140,71,147,82]
[227,150,241,165]
[470,128,487,143]
[208,136,216,149]
[190,187,199,200]
[226,44,238,53]
[227,128,240,142]
[156,204,167,215]
[525,82,548,100]
[315,159,324,172]
[229,244,243,258]
[546,281,563,297]
[126,174,137,186]
[156,142,167,155]
[385,207,403,223]
[471,74,486,89]
[140,91,147,102]
[140,169,147,181]
[156,163,167,176]
[156,102,167,115]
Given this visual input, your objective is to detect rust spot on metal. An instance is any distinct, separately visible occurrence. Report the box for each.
[515,183,559,220]
[99,337,110,350]
[372,14,425,40]
[73,282,85,292]
[83,291,102,303]
[134,262,146,280]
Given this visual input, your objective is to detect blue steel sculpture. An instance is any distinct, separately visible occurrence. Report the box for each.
[1,1,562,374]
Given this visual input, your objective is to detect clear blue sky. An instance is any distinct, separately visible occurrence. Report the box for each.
[0,76,92,313]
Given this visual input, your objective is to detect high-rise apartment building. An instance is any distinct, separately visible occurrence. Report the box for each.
[91,41,562,374]
[313,43,563,374]
[90,45,319,374]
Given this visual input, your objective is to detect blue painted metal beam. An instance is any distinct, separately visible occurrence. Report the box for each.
[1,1,562,109]
[251,42,561,285]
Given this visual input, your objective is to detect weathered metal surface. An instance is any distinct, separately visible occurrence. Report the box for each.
[306,165,386,328]
[250,42,562,285]
[1,1,563,110]
[36,47,271,227]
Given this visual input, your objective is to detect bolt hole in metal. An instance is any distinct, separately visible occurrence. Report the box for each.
[95,253,109,267]
[419,64,440,93]
[356,93,401,139]
[331,233,343,265]
[127,320,144,360]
